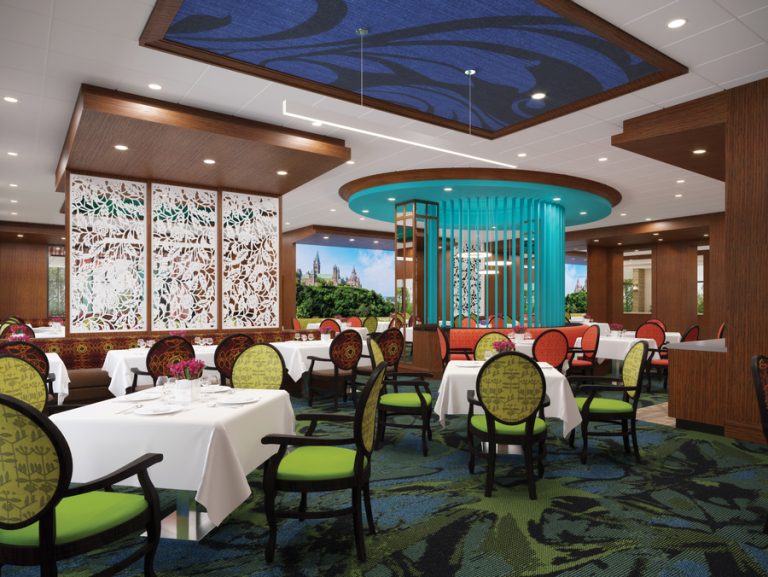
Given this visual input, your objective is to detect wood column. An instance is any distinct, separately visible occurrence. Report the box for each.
[704,214,726,339]
[652,242,697,333]
[0,243,49,320]
[724,79,768,443]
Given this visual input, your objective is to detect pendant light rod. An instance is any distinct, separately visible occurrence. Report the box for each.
[357,27,369,107]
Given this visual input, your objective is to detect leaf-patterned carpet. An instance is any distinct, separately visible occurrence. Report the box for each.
[10,393,768,577]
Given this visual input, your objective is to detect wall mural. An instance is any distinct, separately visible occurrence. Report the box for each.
[69,174,147,333]
[221,192,279,328]
[452,244,484,319]
[151,184,218,330]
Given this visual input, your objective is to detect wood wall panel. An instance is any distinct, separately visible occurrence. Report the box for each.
[702,214,726,339]
[668,348,725,426]
[0,243,49,320]
[652,243,697,333]
[724,79,768,442]
[586,246,611,321]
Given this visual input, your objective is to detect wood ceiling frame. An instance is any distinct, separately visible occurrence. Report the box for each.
[140,0,687,140]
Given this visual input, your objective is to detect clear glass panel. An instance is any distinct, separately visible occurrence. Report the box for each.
[623,251,652,314]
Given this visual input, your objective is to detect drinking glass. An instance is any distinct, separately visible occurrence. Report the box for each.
[307,333,315,341]
[294,333,301,341]
[301,334,308,341]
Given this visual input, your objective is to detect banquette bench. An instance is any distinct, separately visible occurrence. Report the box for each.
[447,325,589,352]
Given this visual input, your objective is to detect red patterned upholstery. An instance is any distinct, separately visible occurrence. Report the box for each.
[377,328,405,369]
[319,319,341,333]
[330,330,364,370]
[0,324,35,339]
[532,329,569,371]
[0,341,50,381]
[306,329,363,408]
[146,336,196,380]
[389,316,404,329]
[214,333,254,384]
[291,317,301,330]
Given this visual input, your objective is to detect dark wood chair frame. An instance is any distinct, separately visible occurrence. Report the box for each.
[129,335,195,393]
[0,394,163,577]
[568,341,648,464]
[305,330,362,409]
[437,327,472,368]
[531,328,569,372]
[212,333,254,386]
[261,364,387,562]
[751,354,768,533]
[566,324,601,377]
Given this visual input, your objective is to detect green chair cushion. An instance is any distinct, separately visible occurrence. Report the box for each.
[379,392,432,408]
[0,492,148,547]
[469,415,547,436]
[277,446,364,481]
[575,397,633,414]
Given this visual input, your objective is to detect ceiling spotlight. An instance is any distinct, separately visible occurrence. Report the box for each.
[9,183,18,188]
[203,158,216,165]
[362,209,370,213]
[114,144,128,151]
[617,242,623,246]
[323,236,329,240]
[653,232,659,236]
[464,69,476,76]
[349,238,355,242]
[148,83,162,90]
[579,211,587,216]
[676,179,685,184]
[387,197,396,202]
[329,208,337,212]
[704,233,709,237]
[517,152,527,158]
[16,234,23,238]
[7,152,18,157]
[373,240,379,244]
[667,18,687,29]
[675,193,683,198]
[276,170,288,176]
[3,96,18,103]
[598,157,608,162]
[552,197,561,202]
[359,217,365,221]
[11,212,18,216]
[311,121,323,127]
[531,92,546,100]
[443,187,453,192]
[645,218,652,221]
[593,239,599,243]
[346,160,355,165]
[692,148,707,155]
[61,237,66,240]
[10,199,18,203]
[620,212,627,216]
[658,238,664,242]
[284,222,290,226]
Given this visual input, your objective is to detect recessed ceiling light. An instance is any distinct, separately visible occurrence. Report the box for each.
[373,240,379,244]
[692,148,707,155]
[658,238,664,242]
[9,183,18,188]
[329,208,336,212]
[443,187,453,192]
[617,242,623,246]
[10,199,18,203]
[284,222,290,226]
[653,232,659,236]
[667,18,687,29]
[645,218,652,221]
[620,212,627,216]
[517,152,527,158]
[148,83,162,91]
[359,217,365,221]
[114,144,128,151]
[598,157,608,162]
[579,211,587,215]
[387,197,396,202]
[593,239,599,243]
[675,193,683,198]
[16,234,23,238]
[346,160,355,165]
[11,212,18,216]
[311,121,323,127]
[349,238,355,242]
[676,179,685,184]
[3,96,18,103]
[61,237,65,240]
[203,158,216,165]
[531,92,546,100]
[276,170,288,176]
[323,236,329,240]
[634,249,639,252]
[552,197,561,202]
[362,209,369,213]
[491,225,496,229]
[7,152,18,157]
[704,233,709,237]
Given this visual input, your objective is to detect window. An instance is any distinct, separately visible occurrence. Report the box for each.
[697,246,708,314]
[48,246,65,317]
[623,251,652,313]
[565,254,587,314]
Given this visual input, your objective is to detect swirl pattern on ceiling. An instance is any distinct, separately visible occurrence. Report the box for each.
[163,0,673,137]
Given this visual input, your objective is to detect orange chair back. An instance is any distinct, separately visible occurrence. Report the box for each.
[681,325,700,342]
[319,318,341,333]
[716,322,726,339]
[636,322,665,348]
[648,318,666,331]
[580,324,600,360]
[346,316,363,327]
[532,329,569,370]
[291,317,301,330]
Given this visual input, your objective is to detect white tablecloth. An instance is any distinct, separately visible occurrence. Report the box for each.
[102,345,218,397]
[574,335,657,361]
[51,389,295,526]
[434,360,581,438]
[270,340,333,382]
[623,331,682,344]
[305,323,369,339]
[46,352,70,404]
[31,326,65,339]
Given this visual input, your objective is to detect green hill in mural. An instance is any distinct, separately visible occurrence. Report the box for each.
[296,284,393,318]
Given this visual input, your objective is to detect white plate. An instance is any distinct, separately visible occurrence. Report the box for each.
[202,385,234,394]
[115,390,162,402]
[218,394,261,405]
[134,404,183,416]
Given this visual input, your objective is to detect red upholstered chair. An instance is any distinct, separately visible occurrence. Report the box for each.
[0,341,56,405]
[437,328,472,368]
[0,323,35,339]
[213,333,254,386]
[648,319,667,331]
[681,325,700,343]
[751,354,768,533]
[717,322,726,339]
[319,318,341,333]
[347,316,363,327]
[532,329,569,372]
[566,324,600,376]
[129,335,195,393]
[454,316,477,328]
[305,329,363,409]
[291,317,301,330]
[635,321,667,391]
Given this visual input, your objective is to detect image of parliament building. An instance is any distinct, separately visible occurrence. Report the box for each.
[299,251,362,289]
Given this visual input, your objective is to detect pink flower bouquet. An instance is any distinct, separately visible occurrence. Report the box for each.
[492,340,515,353]
[168,358,206,380]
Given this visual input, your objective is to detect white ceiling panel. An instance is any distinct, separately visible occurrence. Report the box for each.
[715,0,768,18]
[740,6,768,40]
[695,42,768,85]
[0,3,52,48]
[663,18,763,66]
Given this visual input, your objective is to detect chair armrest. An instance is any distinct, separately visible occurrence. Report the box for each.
[130,367,150,376]
[448,347,473,353]
[261,434,355,447]
[466,390,482,406]
[385,380,431,390]
[568,375,624,384]
[296,413,356,423]
[385,370,434,380]
[306,355,332,362]
[65,453,163,496]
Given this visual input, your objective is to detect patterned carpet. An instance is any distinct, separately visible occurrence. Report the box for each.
[9,391,768,577]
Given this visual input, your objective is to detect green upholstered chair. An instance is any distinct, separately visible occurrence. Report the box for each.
[466,352,548,499]
[473,331,510,361]
[568,340,648,464]
[0,393,163,577]
[0,356,48,412]
[231,343,288,390]
[261,363,388,562]
[363,315,379,334]
[213,333,254,386]
[305,329,363,409]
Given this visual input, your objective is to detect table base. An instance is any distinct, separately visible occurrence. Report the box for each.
[154,491,216,541]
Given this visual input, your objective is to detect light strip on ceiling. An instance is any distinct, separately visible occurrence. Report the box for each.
[282,101,518,169]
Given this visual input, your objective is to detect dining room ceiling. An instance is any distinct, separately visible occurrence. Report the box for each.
[0,0,767,234]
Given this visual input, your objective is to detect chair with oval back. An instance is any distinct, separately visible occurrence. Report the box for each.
[319,318,341,333]
[347,316,363,327]
[681,324,700,343]
[0,323,35,339]
[648,318,667,331]
[231,343,288,390]
[635,321,667,391]
[129,335,196,394]
[0,341,57,405]
[363,315,379,334]
[261,363,388,562]
[532,329,569,372]
[716,322,726,339]
[568,341,648,464]
[466,352,548,499]
[357,328,404,377]
[388,316,404,330]
[0,356,48,412]
[291,317,302,330]
[751,354,768,533]
[305,330,363,409]
[0,393,163,576]
[436,327,473,367]
[473,332,510,361]
[566,324,601,376]
[213,333,254,386]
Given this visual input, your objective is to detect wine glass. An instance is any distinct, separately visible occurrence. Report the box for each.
[294,333,301,341]
[307,333,315,341]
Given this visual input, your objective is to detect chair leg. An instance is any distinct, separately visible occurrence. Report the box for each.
[363,483,376,535]
[376,409,386,449]
[421,411,429,457]
[630,418,641,463]
[568,429,576,448]
[579,419,590,464]
[264,484,278,563]
[621,419,631,454]
[298,492,307,521]
[523,442,537,500]
[352,487,366,562]
[467,425,476,474]
[485,443,496,497]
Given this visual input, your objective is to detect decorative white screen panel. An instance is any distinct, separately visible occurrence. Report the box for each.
[151,184,218,330]
[453,244,485,317]
[221,192,280,328]
[69,174,147,333]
